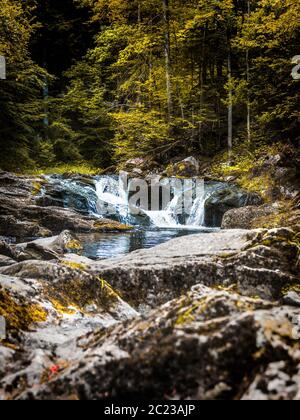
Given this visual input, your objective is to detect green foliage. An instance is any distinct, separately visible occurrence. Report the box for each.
[25,163,100,176]
[211,142,292,200]
[0,0,299,171]
[46,60,114,167]
[66,0,299,164]
[0,0,49,170]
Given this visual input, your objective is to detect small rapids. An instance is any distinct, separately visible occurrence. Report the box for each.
[44,174,231,259]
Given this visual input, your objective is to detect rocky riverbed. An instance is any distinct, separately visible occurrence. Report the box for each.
[0,171,299,400]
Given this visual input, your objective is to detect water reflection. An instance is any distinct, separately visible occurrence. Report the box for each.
[77,228,217,260]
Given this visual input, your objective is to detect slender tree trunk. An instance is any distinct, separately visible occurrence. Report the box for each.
[43,80,49,129]
[227,49,233,153]
[136,2,142,106]
[246,0,251,143]
[199,25,207,152]
[246,48,251,143]
[163,0,172,120]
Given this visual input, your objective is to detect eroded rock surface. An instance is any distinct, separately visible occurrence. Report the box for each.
[0,171,299,400]
[88,228,298,308]
[222,205,276,229]
[13,285,300,401]
[0,265,137,400]
[0,172,132,238]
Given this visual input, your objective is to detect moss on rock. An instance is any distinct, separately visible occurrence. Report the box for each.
[65,239,83,251]
[44,275,120,314]
[61,260,87,271]
[93,220,133,232]
[0,288,47,333]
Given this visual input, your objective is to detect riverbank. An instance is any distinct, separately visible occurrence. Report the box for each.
[0,167,299,400]
[0,226,299,400]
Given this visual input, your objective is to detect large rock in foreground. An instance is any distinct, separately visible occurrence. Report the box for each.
[88,228,298,308]
[0,262,137,400]
[15,285,300,400]
[0,226,299,400]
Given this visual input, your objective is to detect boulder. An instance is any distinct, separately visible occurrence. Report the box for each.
[0,266,137,399]
[0,215,52,238]
[221,205,276,229]
[15,231,83,262]
[0,255,16,267]
[87,228,298,307]
[0,240,18,260]
[204,187,263,227]
[282,291,300,307]
[242,362,300,400]
[0,224,299,400]
[166,156,200,177]
[0,346,14,379]
[0,231,83,263]
[14,285,300,400]
[0,200,132,238]
[0,173,132,238]
[122,158,158,176]
[0,261,137,322]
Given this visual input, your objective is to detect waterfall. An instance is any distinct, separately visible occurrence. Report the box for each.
[144,194,181,228]
[95,176,129,221]
[187,195,207,226]
[46,175,222,229]
[45,175,99,215]
[94,176,210,229]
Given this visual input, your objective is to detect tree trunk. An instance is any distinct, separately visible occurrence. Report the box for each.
[246,0,251,143]
[163,0,172,120]
[227,50,233,153]
[199,24,207,152]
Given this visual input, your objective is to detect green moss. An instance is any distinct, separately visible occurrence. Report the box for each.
[61,260,86,271]
[93,220,133,232]
[166,164,174,177]
[44,276,120,314]
[0,288,47,333]
[24,164,102,176]
[281,284,300,296]
[218,252,237,259]
[65,239,83,251]
[49,298,77,315]
[175,304,199,326]
[211,142,286,202]
[31,181,43,196]
[99,278,121,301]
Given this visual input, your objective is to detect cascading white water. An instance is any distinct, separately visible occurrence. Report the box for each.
[45,174,216,229]
[187,195,207,226]
[94,176,210,229]
[95,176,129,221]
[144,193,181,228]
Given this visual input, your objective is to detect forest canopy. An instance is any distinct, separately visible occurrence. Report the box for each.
[0,0,299,171]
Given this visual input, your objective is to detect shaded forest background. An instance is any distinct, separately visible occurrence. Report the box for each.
[0,0,299,171]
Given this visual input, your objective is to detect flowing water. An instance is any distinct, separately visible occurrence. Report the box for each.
[45,175,229,260]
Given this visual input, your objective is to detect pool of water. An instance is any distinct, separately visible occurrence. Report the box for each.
[77,227,218,260]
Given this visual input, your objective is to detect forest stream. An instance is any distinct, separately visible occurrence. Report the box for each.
[40,175,246,259]
[1,0,300,402]
[0,170,299,400]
